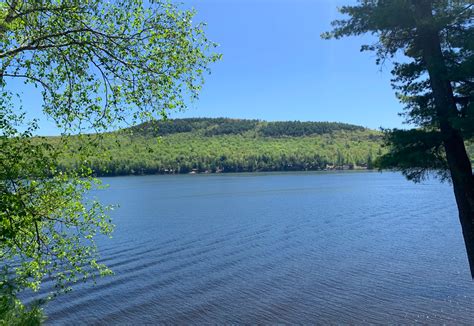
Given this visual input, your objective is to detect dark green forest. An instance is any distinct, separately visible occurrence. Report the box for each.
[55,118,473,177]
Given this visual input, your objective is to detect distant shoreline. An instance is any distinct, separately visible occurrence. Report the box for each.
[97,168,382,179]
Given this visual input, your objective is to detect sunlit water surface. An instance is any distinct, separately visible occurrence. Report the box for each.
[34,172,474,324]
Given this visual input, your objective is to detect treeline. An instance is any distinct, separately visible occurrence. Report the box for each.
[129,117,368,137]
[54,118,474,177]
[57,120,385,176]
[259,121,366,137]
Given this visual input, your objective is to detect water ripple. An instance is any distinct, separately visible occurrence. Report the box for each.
[37,172,474,325]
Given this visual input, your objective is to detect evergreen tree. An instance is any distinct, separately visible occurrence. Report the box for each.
[324,0,474,277]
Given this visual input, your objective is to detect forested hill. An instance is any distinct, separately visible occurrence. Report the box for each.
[128,118,368,137]
[59,118,386,176]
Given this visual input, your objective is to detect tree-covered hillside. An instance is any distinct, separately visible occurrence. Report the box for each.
[130,118,368,137]
[56,118,386,176]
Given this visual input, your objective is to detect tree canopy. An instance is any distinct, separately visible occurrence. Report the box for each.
[324,0,473,180]
[0,0,219,132]
[51,118,383,176]
[0,0,219,320]
[324,0,474,276]
[130,117,367,137]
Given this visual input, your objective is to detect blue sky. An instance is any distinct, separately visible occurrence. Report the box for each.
[19,0,407,135]
[174,0,405,129]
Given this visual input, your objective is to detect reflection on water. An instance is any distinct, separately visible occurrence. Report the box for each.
[35,172,474,324]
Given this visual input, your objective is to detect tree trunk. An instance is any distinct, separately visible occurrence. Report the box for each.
[414,0,474,278]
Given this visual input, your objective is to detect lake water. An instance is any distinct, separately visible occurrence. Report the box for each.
[41,171,474,324]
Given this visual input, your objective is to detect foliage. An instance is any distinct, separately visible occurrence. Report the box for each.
[0,0,219,132]
[0,283,43,326]
[324,0,474,278]
[132,118,367,137]
[259,121,366,137]
[1,109,113,296]
[377,129,451,181]
[0,0,218,319]
[53,118,385,176]
[131,118,260,136]
[323,0,473,181]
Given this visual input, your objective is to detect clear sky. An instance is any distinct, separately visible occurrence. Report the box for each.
[20,0,407,135]
[173,0,405,129]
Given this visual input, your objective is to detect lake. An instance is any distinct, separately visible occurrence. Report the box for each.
[41,171,474,324]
